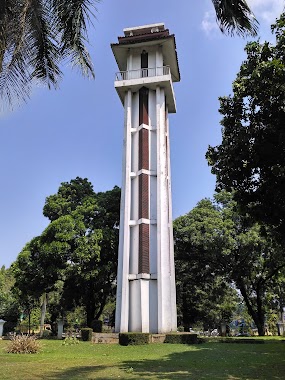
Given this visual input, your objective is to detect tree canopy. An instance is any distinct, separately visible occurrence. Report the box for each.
[206,13,285,239]
[12,177,120,327]
[0,266,20,333]
[174,192,285,335]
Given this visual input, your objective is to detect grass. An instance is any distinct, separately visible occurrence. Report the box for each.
[0,338,285,379]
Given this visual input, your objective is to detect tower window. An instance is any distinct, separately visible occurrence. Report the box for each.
[141,50,148,77]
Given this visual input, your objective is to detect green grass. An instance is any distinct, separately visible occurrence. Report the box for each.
[0,339,285,379]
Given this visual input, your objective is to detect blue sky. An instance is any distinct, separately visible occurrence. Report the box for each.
[0,0,283,268]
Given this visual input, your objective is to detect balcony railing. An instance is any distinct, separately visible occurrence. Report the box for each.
[115,66,170,81]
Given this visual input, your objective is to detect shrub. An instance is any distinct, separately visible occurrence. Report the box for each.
[81,328,93,341]
[40,330,53,339]
[164,333,198,344]
[91,320,103,332]
[6,334,41,354]
[119,333,150,346]
[62,336,80,346]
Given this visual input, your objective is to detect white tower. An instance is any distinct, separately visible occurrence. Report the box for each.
[112,23,180,333]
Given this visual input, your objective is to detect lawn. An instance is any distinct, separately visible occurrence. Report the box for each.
[0,339,285,379]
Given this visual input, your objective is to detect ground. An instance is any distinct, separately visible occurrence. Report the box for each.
[0,338,285,379]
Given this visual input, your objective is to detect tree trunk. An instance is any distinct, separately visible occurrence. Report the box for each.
[239,282,265,336]
[86,301,96,327]
[39,293,47,337]
[255,286,265,336]
[95,295,107,320]
[255,320,265,336]
[28,311,31,335]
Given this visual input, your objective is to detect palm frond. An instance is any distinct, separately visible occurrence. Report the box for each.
[0,0,32,109]
[0,0,99,109]
[0,51,31,109]
[212,0,258,37]
[52,0,99,78]
[26,0,62,88]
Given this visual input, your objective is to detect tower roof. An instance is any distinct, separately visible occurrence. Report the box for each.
[111,23,180,82]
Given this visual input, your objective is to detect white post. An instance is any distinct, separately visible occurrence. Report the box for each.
[0,319,6,337]
[57,319,64,339]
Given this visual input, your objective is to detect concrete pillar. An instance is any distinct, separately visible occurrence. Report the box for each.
[0,319,6,337]
[220,322,227,337]
[277,322,285,336]
[115,90,132,333]
[57,319,64,339]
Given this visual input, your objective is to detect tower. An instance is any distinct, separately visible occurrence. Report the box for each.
[112,23,180,333]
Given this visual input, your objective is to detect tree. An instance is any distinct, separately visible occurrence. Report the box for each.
[43,177,96,221]
[0,266,20,334]
[12,226,71,335]
[0,0,98,108]
[174,198,239,332]
[206,13,285,239]
[13,177,120,328]
[63,187,120,326]
[175,257,239,332]
[174,193,285,336]
[0,1,257,109]
[43,178,120,326]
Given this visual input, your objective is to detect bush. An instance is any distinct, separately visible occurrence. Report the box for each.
[91,320,103,332]
[119,333,150,346]
[164,333,198,344]
[81,328,93,341]
[40,330,53,339]
[6,334,41,354]
[62,336,80,346]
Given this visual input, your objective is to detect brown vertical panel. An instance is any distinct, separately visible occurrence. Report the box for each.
[139,224,150,273]
[139,87,149,126]
[139,128,149,170]
[139,173,149,219]
[138,171,150,274]
[138,87,150,274]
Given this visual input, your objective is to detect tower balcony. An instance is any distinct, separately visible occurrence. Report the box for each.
[114,66,177,113]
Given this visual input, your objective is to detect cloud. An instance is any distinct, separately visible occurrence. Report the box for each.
[201,0,285,37]
[201,11,219,37]
[201,0,284,37]
[247,0,284,24]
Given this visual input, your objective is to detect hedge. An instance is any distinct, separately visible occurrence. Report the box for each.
[81,328,93,341]
[164,333,198,344]
[119,333,150,346]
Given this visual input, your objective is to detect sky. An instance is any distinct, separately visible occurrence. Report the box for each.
[0,0,284,268]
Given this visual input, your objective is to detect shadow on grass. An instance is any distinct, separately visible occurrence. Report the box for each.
[121,344,285,380]
[44,342,285,380]
[43,365,108,380]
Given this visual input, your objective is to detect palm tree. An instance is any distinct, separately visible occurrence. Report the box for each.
[0,0,257,109]
[0,0,98,108]
[212,0,258,36]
